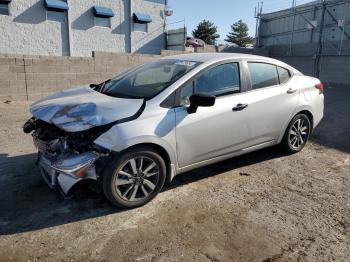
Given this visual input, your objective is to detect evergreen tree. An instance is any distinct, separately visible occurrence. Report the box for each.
[225,20,254,46]
[192,20,220,45]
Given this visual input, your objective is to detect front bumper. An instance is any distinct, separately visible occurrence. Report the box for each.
[38,152,99,196]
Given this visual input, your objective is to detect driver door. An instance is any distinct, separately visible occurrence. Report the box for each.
[175,62,251,168]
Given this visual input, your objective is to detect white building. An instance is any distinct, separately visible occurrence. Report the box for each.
[0,0,167,57]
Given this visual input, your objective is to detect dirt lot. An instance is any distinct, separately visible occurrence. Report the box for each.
[0,85,349,262]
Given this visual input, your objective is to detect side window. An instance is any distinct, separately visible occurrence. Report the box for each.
[195,63,240,96]
[277,67,291,84]
[248,63,279,89]
[134,23,147,32]
[0,1,9,16]
[179,81,194,106]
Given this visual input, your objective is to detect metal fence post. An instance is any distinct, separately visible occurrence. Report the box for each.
[315,0,327,78]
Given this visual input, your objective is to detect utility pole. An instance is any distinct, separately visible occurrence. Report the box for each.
[339,0,350,55]
[289,0,297,56]
[255,2,263,47]
[315,0,327,78]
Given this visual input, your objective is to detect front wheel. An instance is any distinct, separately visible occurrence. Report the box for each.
[103,147,166,209]
[281,114,311,154]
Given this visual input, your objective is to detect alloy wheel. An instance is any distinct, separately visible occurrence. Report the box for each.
[288,118,309,150]
[114,156,160,202]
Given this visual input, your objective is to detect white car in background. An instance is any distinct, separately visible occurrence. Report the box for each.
[23,53,324,209]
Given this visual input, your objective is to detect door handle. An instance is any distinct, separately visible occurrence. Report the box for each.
[287,88,297,94]
[232,103,248,111]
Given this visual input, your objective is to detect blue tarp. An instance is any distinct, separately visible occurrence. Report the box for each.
[133,13,152,24]
[93,6,115,18]
[44,0,68,11]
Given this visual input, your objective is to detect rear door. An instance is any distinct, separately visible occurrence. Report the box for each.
[240,61,300,145]
[174,61,253,168]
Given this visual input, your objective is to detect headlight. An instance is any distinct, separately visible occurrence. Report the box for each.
[52,152,99,178]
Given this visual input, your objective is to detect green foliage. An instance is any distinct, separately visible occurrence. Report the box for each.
[225,20,254,46]
[192,20,220,45]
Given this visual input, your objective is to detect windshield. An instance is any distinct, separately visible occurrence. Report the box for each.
[101,59,201,99]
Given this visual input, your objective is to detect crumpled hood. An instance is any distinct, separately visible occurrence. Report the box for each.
[30,86,144,132]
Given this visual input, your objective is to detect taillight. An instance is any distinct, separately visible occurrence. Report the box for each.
[315,82,324,94]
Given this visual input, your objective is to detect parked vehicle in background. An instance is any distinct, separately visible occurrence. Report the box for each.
[243,43,254,48]
[23,53,324,209]
[186,37,205,48]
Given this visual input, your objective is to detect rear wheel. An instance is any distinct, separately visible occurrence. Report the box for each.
[281,114,311,154]
[103,147,166,209]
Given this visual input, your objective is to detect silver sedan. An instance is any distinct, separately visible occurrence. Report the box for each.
[24,53,324,208]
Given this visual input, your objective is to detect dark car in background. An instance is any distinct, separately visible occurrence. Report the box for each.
[186,37,205,48]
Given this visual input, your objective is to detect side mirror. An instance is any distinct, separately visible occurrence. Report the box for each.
[187,93,216,114]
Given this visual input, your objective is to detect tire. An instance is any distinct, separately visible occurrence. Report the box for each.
[103,147,166,209]
[281,114,311,154]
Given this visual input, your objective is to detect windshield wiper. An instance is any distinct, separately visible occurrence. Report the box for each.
[90,79,111,92]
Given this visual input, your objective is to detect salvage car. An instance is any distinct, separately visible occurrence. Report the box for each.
[23,53,324,208]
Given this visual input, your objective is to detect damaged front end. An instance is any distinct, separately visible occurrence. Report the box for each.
[23,118,110,197]
[22,86,145,198]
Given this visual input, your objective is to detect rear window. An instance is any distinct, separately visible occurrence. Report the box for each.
[248,63,279,89]
[277,67,291,84]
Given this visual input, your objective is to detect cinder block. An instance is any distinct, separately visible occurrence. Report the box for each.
[10,80,26,89]
[70,79,91,87]
[0,80,10,88]
[94,64,107,72]
[56,80,71,89]
[58,73,76,80]
[33,73,53,80]
[0,72,17,80]
[70,65,95,73]
[0,65,10,72]
[9,65,25,73]
[32,59,57,66]
[27,79,56,89]
[25,73,34,80]
[17,73,25,80]
[0,93,27,101]
[76,72,101,81]
[15,58,24,65]
[100,73,115,80]
[23,59,33,65]
[0,58,15,65]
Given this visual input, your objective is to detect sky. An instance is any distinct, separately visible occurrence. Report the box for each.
[167,0,314,44]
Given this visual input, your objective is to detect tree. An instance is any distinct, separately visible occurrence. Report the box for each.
[192,20,220,45]
[225,20,254,46]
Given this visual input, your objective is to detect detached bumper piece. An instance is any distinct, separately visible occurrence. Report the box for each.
[39,152,99,197]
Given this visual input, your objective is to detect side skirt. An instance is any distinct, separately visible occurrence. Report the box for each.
[176,140,276,175]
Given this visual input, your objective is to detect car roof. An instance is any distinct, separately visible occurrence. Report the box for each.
[162,53,266,62]
[162,52,297,72]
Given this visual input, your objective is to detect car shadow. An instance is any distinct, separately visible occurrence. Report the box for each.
[0,146,284,236]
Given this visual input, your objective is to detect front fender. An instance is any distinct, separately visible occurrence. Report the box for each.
[93,109,178,169]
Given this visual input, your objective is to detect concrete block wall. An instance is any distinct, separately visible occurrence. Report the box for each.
[0,52,160,101]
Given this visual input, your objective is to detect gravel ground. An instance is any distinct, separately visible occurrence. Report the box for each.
[0,85,349,262]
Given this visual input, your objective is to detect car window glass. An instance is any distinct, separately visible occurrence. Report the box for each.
[195,63,240,96]
[277,67,291,84]
[134,66,174,86]
[102,59,201,99]
[179,81,194,106]
[248,63,279,89]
